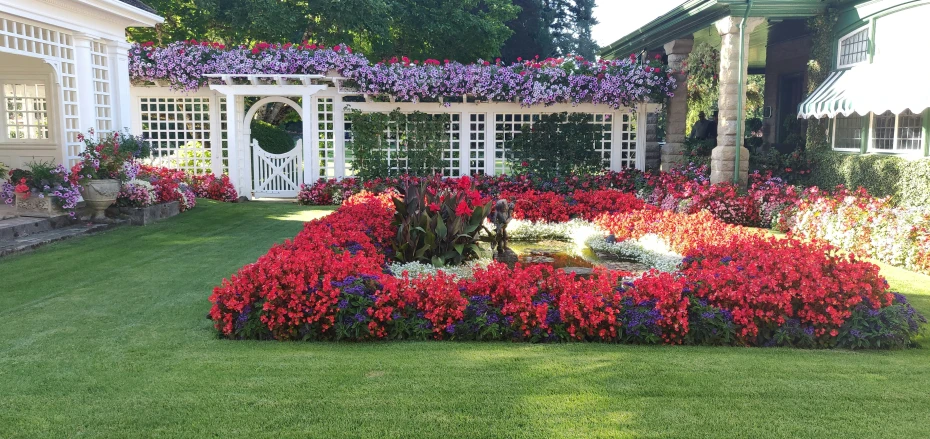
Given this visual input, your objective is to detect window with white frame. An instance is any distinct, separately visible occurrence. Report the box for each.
[3,82,49,141]
[833,113,864,150]
[838,26,870,68]
[869,110,924,153]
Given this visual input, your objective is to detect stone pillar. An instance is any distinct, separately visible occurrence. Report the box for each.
[644,111,660,171]
[711,16,764,185]
[661,37,693,172]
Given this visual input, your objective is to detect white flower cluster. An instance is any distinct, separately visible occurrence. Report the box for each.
[388,260,492,280]
[506,219,600,244]
[586,234,683,273]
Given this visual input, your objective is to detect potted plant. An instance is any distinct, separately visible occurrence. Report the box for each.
[7,161,82,217]
[73,129,151,221]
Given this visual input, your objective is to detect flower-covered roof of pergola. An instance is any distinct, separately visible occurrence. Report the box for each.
[129,41,677,109]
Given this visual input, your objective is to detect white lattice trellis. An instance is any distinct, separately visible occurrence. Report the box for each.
[90,41,113,133]
[138,96,214,174]
[316,97,337,178]
[134,81,651,199]
[617,113,637,169]
[468,113,486,175]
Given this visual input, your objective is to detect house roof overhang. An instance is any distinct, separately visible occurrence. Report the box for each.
[598,0,829,60]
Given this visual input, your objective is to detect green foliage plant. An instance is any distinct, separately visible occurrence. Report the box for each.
[506,112,605,178]
[250,120,295,154]
[347,109,448,179]
[391,181,492,267]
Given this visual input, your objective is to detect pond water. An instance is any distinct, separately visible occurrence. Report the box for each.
[478,240,651,276]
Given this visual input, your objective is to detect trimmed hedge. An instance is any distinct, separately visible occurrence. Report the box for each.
[809,150,930,207]
[250,120,295,154]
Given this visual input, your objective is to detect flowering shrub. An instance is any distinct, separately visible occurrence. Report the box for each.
[210,186,924,348]
[4,162,82,215]
[131,41,677,108]
[117,179,159,208]
[72,130,151,183]
[189,173,239,202]
[779,186,930,276]
[137,166,197,211]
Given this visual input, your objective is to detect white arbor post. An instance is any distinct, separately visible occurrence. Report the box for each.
[458,110,470,176]
[105,39,133,132]
[225,96,241,196]
[72,32,99,134]
[333,96,346,178]
[303,95,316,182]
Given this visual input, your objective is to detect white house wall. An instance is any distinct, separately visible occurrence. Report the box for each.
[0,2,160,167]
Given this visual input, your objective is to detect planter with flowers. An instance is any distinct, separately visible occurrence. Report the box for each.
[107,175,181,225]
[72,130,151,222]
[6,161,82,218]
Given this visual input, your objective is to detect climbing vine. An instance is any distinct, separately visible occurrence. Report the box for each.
[806,9,839,150]
[346,109,448,179]
[684,42,720,135]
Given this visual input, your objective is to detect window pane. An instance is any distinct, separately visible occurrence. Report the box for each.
[2,82,50,140]
[896,110,923,151]
[872,112,895,150]
[834,114,863,149]
[839,28,869,66]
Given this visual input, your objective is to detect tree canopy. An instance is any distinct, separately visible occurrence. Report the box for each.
[128,0,520,62]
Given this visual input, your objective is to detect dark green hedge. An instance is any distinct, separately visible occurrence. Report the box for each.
[809,150,930,207]
[250,120,295,154]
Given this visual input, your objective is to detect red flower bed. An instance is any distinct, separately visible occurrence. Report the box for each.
[210,186,924,348]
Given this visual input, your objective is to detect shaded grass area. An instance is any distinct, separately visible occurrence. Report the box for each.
[0,200,928,438]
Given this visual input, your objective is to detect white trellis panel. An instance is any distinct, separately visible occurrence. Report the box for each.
[130,83,650,198]
[136,95,216,174]
[252,138,303,198]
[90,41,113,133]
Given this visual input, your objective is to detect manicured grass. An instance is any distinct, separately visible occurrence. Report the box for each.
[1,200,928,438]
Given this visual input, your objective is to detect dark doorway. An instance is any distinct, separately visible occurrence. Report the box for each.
[776,73,804,145]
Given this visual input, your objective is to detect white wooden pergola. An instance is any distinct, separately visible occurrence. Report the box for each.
[201,73,656,199]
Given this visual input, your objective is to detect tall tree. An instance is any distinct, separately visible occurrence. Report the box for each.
[545,0,599,59]
[570,0,598,59]
[500,0,555,61]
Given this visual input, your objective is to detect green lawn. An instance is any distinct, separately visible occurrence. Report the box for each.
[1,200,929,438]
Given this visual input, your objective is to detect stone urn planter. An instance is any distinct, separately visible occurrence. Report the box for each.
[14,192,66,218]
[81,179,120,222]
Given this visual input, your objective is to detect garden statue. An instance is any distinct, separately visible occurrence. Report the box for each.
[490,199,515,254]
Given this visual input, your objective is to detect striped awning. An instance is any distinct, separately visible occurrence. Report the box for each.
[798,66,930,119]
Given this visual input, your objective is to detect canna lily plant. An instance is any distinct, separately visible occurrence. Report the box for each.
[392,179,491,267]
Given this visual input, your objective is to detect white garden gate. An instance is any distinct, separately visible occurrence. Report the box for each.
[252,138,303,198]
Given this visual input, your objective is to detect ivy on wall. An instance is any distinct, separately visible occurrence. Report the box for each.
[346,109,447,179]
[506,112,606,178]
[684,42,719,135]
[805,9,838,151]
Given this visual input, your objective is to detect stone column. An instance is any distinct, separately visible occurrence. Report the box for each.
[711,16,764,185]
[644,111,660,171]
[660,37,693,172]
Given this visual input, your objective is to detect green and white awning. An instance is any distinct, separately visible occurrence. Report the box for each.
[798,66,930,119]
